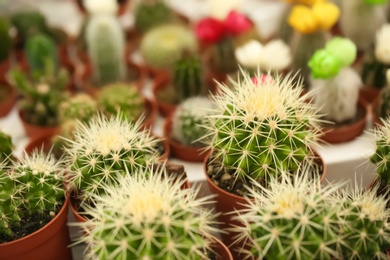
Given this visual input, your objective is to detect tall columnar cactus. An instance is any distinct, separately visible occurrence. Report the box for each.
[0,17,11,62]
[140,24,198,69]
[85,13,127,86]
[201,69,322,185]
[172,97,216,146]
[134,0,172,33]
[0,130,13,165]
[370,118,390,185]
[173,55,206,102]
[97,83,144,122]
[64,114,163,204]
[0,150,65,238]
[74,168,218,259]
[25,33,59,73]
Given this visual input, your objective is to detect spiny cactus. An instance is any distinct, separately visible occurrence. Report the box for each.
[140,24,198,69]
[9,60,69,126]
[172,97,216,146]
[97,83,144,122]
[231,170,343,259]
[64,114,164,204]
[173,54,207,102]
[370,118,390,185]
[58,93,97,124]
[85,13,127,87]
[74,168,219,260]
[0,17,11,62]
[0,130,13,165]
[202,69,322,184]
[25,33,59,73]
[134,0,173,33]
[209,37,238,74]
[0,150,65,238]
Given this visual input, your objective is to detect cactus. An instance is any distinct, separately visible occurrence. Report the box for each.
[376,70,390,119]
[0,130,13,165]
[201,69,322,188]
[9,60,69,126]
[172,55,207,102]
[97,83,144,122]
[74,167,218,260]
[140,24,198,69]
[85,13,127,87]
[58,93,97,124]
[232,170,343,259]
[64,114,164,204]
[209,38,238,74]
[0,17,11,62]
[134,0,173,33]
[370,118,390,185]
[0,150,65,239]
[171,97,216,146]
[25,33,59,73]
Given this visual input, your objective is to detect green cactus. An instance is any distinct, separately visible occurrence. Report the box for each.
[25,33,59,73]
[85,13,127,87]
[202,70,322,186]
[361,54,390,89]
[171,97,215,146]
[134,0,173,33]
[0,17,11,62]
[97,83,144,122]
[64,114,164,205]
[232,171,343,259]
[0,150,65,239]
[209,38,238,74]
[9,60,69,126]
[58,93,97,124]
[172,54,207,102]
[0,130,13,165]
[74,167,218,260]
[370,118,390,185]
[378,81,390,119]
[140,24,198,69]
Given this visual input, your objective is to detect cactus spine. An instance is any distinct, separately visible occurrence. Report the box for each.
[0,17,11,62]
[0,131,13,165]
[86,14,127,86]
[134,0,172,33]
[25,33,59,72]
[74,168,218,260]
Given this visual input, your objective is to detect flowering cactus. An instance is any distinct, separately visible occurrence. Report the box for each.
[74,168,219,259]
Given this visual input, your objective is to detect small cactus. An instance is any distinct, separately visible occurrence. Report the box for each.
[370,118,390,185]
[0,17,11,62]
[58,93,97,124]
[0,150,65,238]
[0,130,13,165]
[134,0,173,33]
[74,167,218,260]
[64,114,164,204]
[140,24,198,69]
[25,33,59,73]
[171,97,216,146]
[85,13,127,86]
[97,83,144,122]
[208,38,238,74]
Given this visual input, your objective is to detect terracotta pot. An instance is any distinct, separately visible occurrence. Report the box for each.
[320,97,368,144]
[74,0,129,16]
[360,87,381,105]
[0,59,11,81]
[140,97,158,130]
[0,196,72,260]
[18,110,60,139]
[163,114,209,162]
[203,151,326,259]
[210,235,233,260]
[0,81,17,118]
[152,73,176,117]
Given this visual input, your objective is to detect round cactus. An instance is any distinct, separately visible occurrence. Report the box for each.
[0,150,65,238]
[75,167,218,259]
[134,0,173,33]
[140,24,198,69]
[58,93,97,123]
[97,83,144,122]
[202,70,322,183]
[370,118,390,184]
[0,130,13,165]
[64,114,164,204]
[171,97,216,146]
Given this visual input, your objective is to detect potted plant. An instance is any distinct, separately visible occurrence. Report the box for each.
[72,167,232,259]
[199,69,324,258]
[0,130,13,165]
[164,96,216,162]
[0,150,71,260]
[308,37,368,143]
[0,16,12,81]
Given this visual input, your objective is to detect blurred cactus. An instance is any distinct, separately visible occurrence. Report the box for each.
[209,38,238,74]
[370,118,390,184]
[58,93,97,123]
[0,130,13,165]
[0,17,11,62]
[377,70,390,119]
[25,33,59,73]
[134,0,172,33]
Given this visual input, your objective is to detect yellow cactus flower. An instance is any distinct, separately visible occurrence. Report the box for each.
[312,2,340,30]
[288,5,318,34]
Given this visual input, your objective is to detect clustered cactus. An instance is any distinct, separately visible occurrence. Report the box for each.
[97,83,144,122]
[232,170,390,259]
[25,33,59,73]
[64,114,164,204]
[75,168,218,260]
[203,70,322,184]
[0,150,65,239]
[172,97,216,146]
[0,17,11,62]
[134,0,173,33]
[0,130,13,165]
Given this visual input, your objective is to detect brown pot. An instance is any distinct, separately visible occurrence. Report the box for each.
[74,0,129,16]
[0,80,17,118]
[0,59,11,81]
[320,97,368,144]
[163,114,209,162]
[359,87,382,105]
[18,110,60,139]
[210,235,233,260]
[152,73,176,117]
[0,196,72,260]
[141,97,158,130]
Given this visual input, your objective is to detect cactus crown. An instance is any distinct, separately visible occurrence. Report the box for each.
[370,118,390,184]
[58,93,97,124]
[0,17,11,62]
[97,83,144,122]
[75,167,218,260]
[85,13,127,86]
[203,69,322,183]
[64,114,163,204]
[134,0,172,33]
[0,130,13,165]
[172,97,216,146]
[25,33,59,73]
[9,60,69,126]
[0,150,65,238]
